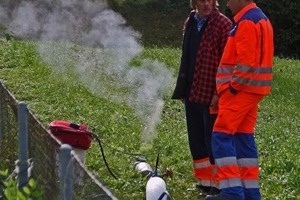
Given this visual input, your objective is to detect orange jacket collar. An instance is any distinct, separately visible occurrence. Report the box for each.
[234,3,257,23]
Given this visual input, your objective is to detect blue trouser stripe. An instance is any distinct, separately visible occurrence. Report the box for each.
[234,133,258,158]
[244,188,261,200]
[212,132,236,158]
[221,187,244,200]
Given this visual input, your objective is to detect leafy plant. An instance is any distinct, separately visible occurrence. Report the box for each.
[256,0,300,58]
[0,170,43,200]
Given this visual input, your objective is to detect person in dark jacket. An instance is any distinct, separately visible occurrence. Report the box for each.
[172,0,232,196]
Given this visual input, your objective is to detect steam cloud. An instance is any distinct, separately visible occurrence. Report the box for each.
[0,0,175,143]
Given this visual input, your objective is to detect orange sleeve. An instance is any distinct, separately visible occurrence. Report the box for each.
[231,20,257,91]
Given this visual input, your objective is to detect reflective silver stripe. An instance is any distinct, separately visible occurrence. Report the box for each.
[216,77,231,84]
[200,180,212,187]
[215,157,237,167]
[232,75,272,86]
[236,64,252,73]
[237,158,259,167]
[218,66,234,74]
[194,160,210,169]
[236,64,273,74]
[253,67,273,74]
[200,180,219,188]
[219,178,242,189]
[242,180,260,189]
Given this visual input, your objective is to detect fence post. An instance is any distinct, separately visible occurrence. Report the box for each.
[59,144,73,200]
[17,102,29,190]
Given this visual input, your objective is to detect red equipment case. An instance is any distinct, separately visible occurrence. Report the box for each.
[49,120,93,150]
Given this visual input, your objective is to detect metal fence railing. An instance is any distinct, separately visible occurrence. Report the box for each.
[0,80,119,200]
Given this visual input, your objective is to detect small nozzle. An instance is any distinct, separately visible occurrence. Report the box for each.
[134,159,153,177]
[135,156,146,162]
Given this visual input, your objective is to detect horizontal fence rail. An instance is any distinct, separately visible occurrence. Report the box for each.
[0,80,119,200]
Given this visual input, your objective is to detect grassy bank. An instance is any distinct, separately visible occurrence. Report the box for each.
[0,39,299,199]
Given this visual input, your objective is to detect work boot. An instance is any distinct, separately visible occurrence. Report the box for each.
[205,194,240,200]
[196,183,211,193]
[209,187,220,195]
[196,183,211,198]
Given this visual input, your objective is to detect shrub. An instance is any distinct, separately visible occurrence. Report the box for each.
[256,0,300,58]
[0,170,43,200]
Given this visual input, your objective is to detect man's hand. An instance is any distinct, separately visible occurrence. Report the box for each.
[210,94,219,111]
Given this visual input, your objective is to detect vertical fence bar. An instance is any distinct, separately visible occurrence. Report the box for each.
[17,102,28,190]
[59,144,73,200]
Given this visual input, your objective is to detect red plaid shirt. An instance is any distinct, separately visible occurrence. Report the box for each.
[189,9,232,105]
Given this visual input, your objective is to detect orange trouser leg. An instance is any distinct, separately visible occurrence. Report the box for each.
[194,158,218,187]
[212,89,263,199]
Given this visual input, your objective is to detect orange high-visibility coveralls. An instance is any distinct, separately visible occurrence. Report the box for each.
[212,3,274,200]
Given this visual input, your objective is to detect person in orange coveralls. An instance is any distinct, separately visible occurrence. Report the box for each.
[172,0,232,196]
[205,0,274,200]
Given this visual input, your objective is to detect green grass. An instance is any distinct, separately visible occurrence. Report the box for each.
[256,58,300,199]
[0,39,299,200]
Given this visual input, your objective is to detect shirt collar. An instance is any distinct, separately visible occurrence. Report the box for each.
[194,14,208,32]
[194,13,207,21]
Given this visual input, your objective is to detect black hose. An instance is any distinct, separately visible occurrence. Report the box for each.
[92,133,118,180]
[64,122,143,179]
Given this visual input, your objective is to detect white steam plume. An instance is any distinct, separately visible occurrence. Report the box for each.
[0,0,175,144]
